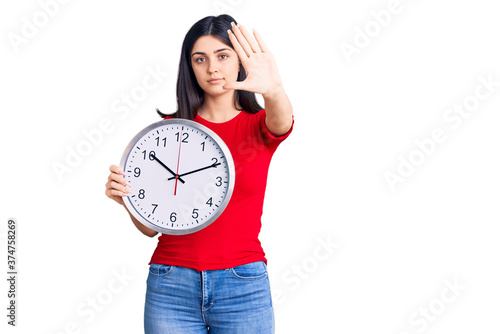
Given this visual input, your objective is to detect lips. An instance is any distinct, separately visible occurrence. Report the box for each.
[208,78,223,84]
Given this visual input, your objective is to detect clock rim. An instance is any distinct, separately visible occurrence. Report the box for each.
[119,118,235,235]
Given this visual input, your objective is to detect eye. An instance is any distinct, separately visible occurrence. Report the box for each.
[195,57,206,63]
[219,54,228,60]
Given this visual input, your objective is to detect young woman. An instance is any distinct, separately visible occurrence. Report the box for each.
[105,14,293,333]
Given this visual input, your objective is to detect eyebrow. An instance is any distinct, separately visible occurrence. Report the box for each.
[191,48,232,57]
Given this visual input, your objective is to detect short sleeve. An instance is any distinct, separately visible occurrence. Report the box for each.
[258,110,294,152]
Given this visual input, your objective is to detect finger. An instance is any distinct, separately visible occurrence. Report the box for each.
[253,29,271,53]
[230,22,254,58]
[105,187,121,198]
[109,164,125,176]
[109,172,130,186]
[237,23,262,53]
[223,80,248,91]
[109,180,131,194]
[107,188,128,198]
[228,28,248,62]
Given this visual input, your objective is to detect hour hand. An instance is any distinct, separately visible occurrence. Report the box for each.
[152,155,185,183]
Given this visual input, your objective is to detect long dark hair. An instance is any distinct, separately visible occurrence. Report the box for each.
[156,14,263,119]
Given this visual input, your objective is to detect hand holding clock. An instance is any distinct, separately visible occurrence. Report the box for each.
[105,164,158,238]
[105,164,132,206]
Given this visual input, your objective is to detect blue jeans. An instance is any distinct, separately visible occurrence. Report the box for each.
[144,261,275,333]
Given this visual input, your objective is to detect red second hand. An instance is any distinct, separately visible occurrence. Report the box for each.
[174,130,182,196]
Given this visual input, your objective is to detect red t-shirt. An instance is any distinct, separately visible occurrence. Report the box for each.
[148,109,293,271]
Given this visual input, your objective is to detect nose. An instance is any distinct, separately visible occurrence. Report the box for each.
[208,62,218,74]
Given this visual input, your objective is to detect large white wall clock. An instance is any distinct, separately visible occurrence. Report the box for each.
[120,118,235,235]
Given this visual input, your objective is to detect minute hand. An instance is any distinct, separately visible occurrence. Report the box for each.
[168,162,221,180]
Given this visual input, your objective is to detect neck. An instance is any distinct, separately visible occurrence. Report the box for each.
[198,91,241,123]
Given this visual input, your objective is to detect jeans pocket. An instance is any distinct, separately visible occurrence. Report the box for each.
[230,261,268,280]
[148,263,174,277]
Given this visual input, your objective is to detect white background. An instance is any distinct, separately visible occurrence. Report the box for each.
[1,0,499,333]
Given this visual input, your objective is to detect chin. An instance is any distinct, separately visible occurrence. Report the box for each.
[204,86,230,97]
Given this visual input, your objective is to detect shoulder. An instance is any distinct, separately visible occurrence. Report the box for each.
[163,114,179,120]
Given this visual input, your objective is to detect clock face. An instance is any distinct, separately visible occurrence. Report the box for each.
[119,119,235,235]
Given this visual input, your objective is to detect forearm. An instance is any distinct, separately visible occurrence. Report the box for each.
[263,86,293,136]
[124,205,158,237]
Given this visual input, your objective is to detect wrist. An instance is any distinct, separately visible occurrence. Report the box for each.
[262,85,285,101]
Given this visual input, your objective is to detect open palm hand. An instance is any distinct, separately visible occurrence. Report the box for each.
[224,22,283,98]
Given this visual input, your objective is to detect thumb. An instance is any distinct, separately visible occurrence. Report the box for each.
[223,80,248,91]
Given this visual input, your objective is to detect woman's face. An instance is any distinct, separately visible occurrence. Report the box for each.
[191,35,240,97]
